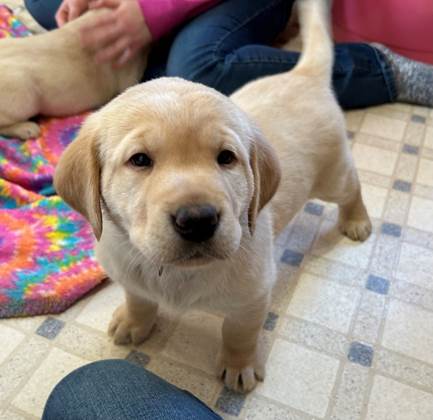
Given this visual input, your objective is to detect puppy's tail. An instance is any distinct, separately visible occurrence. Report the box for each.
[292,0,333,82]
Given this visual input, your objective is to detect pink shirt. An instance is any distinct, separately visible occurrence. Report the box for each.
[138,0,220,40]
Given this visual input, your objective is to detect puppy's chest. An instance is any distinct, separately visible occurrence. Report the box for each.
[132,265,234,311]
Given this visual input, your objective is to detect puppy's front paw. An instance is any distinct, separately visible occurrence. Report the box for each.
[108,304,155,345]
[217,352,265,393]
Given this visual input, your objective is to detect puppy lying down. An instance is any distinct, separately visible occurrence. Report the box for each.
[0,9,147,140]
[55,0,372,392]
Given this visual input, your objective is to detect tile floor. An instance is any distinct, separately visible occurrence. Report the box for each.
[2,3,433,419]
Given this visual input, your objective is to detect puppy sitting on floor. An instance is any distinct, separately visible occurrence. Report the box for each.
[55,0,371,392]
[0,9,147,140]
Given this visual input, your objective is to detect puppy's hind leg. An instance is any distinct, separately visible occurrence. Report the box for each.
[316,152,372,242]
[0,121,40,140]
[337,182,372,242]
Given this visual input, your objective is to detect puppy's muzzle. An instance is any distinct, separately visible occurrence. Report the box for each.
[172,204,220,243]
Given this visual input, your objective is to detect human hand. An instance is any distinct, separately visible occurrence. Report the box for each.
[80,0,152,67]
[56,0,90,27]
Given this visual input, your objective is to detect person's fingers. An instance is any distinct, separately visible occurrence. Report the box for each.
[68,4,82,21]
[55,4,69,26]
[114,46,133,67]
[80,15,120,49]
[95,36,130,63]
[89,0,119,9]
[113,41,142,68]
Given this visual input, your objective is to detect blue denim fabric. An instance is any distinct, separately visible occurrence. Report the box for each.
[25,0,396,109]
[42,360,222,420]
[161,0,396,108]
[24,0,61,30]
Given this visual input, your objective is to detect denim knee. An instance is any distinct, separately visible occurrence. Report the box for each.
[167,54,224,87]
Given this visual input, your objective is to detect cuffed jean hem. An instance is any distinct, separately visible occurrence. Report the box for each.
[371,45,398,102]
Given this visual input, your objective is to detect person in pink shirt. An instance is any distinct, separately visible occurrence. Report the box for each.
[25,0,432,108]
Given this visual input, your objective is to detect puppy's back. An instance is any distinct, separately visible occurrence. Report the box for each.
[0,10,147,116]
[231,0,348,233]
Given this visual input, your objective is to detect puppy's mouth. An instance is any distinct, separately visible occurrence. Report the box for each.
[171,248,225,267]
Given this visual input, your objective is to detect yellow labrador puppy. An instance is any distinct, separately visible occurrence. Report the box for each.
[55,0,371,392]
[0,9,147,140]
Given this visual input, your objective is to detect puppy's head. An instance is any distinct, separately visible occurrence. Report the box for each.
[54,78,280,268]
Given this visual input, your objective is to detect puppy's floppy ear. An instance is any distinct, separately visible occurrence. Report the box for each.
[54,115,103,240]
[248,126,281,235]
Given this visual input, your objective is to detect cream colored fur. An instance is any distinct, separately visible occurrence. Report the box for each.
[0,9,147,140]
[54,0,371,392]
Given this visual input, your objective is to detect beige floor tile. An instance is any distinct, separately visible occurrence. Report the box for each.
[397,242,433,290]
[147,358,219,405]
[425,126,433,149]
[407,196,433,233]
[352,143,398,176]
[75,281,123,332]
[0,337,50,405]
[382,300,433,365]
[287,273,360,334]
[0,408,30,420]
[345,110,365,131]
[404,121,426,146]
[136,309,180,355]
[376,348,433,391]
[352,290,386,345]
[360,114,407,142]
[1,316,46,334]
[413,183,433,200]
[12,348,88,418]
[55,323,129,360]
[355,133,400,152]
[0,325,25,365]
[303,255,365,288]
[163,311,222,374]
[358,170,392,189]
[367,375,433,420]
[330,362,369,420]
[396,154,419,182]
[313,221,376,269]
[257,339,339,418]
[416,158,433,187]
[280,316,348,357]
[383,190,411,225]
[412,106,430,117]
[360,183,388,218]
[390,103,413,113]
[243,396,310,420]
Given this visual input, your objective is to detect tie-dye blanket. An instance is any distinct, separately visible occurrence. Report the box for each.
[0,6,106,318]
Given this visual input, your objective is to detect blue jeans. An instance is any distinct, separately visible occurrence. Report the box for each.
[42,360,222,420]
[25,0,396,109]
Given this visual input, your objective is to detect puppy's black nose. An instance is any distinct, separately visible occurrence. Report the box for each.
[173,205,219,242]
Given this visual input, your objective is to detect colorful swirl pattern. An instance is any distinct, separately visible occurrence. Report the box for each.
[0,6,106,318]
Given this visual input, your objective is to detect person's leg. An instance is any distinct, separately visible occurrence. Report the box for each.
[42,360,221,420]
[24,0,62,29]
[166,0,396,109]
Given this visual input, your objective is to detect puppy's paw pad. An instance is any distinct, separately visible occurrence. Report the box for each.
[340,218,372,242]
[108,304,154,345]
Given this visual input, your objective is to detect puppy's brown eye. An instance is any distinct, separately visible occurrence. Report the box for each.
[129,153,153,168]
[217,150,236,166]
